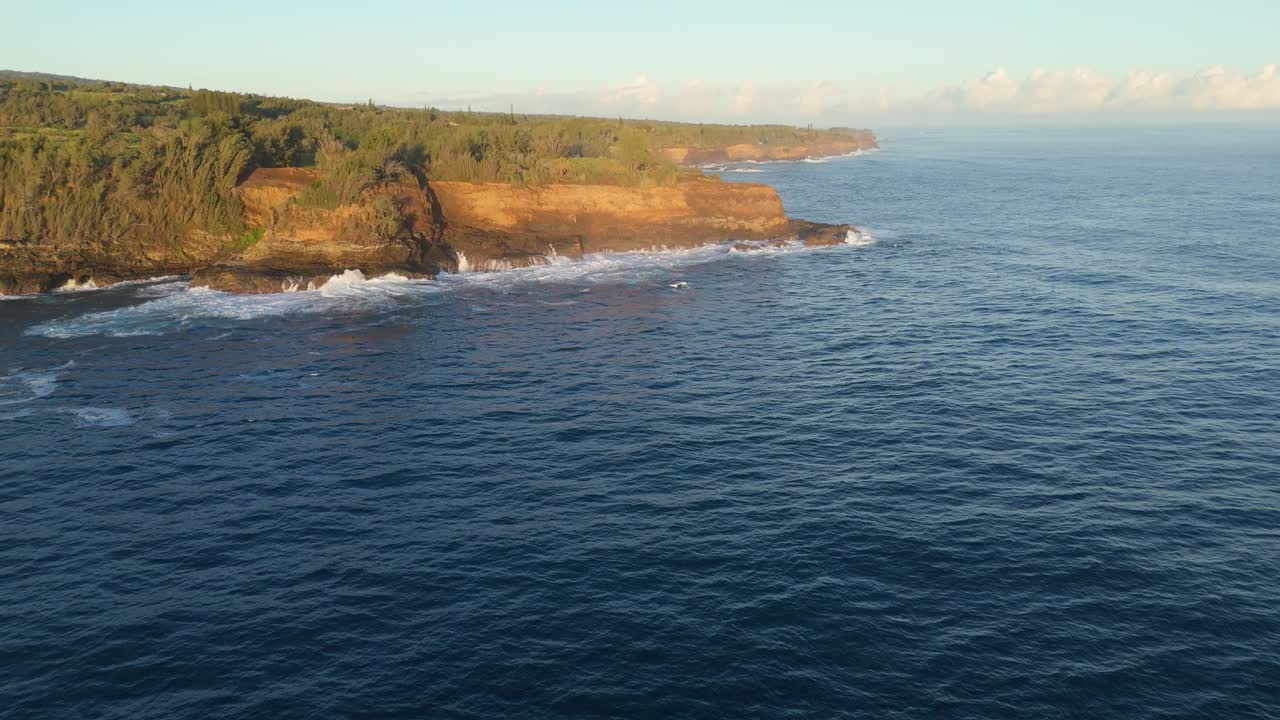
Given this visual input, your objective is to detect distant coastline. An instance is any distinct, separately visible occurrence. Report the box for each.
[663,133,877,166]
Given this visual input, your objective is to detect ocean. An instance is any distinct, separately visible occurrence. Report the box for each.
[2,126,1279,718]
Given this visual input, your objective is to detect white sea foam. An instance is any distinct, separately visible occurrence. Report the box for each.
[54,274,189,293]
[451,252,535,273]
[25,270,439,338]
[801,150,870,164]
[703,160,766,171]
[857,226,897,241]
[1,275,187,301]
[53,277,99,292]
[314,269,426,298]
[25,238,878,338]
[68,407,134,427]
[704,147,876,172]
[434,243,756,291]
[844,229,878,246]
[0,361,74,407]
[116,274,186,287]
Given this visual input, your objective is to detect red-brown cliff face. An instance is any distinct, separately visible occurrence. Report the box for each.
[189,169,852,293]
[430,177,789,269]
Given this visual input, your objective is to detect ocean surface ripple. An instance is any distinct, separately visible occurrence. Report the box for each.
[2,127,1279,719]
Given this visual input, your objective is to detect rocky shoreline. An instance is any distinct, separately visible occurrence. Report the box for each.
[0,142,871,296]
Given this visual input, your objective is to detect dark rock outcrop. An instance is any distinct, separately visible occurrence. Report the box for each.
[0,241,222,295]
[788,219,856,247]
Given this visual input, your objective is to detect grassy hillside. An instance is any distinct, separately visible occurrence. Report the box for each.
[0,73,869,250]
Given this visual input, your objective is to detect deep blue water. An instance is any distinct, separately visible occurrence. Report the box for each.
[3,127,1279,719]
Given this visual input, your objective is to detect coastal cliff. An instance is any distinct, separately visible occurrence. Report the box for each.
[188,170,852,293]
[432,177,788,259]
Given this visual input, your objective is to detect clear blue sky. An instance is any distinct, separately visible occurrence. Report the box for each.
[2,0,1277,116]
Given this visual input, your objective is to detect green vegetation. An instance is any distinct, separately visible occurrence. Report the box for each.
[226,226,265,254]
[0,73,869,249]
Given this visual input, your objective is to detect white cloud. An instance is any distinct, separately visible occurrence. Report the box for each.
[396,65,1280,121]
[399,74,890,123]
[597,74,659,108]
[1105,70,1178,110]
[914,64,1280,114]
[921,67,1018,112]
[928,65,1115,113]
[1173,64,1280,110]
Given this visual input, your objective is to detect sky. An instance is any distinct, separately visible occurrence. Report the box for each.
[3,0,1279,123]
